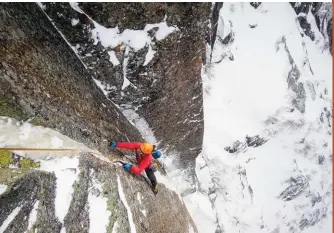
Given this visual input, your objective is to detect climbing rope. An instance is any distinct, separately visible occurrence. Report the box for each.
[0,147,77,152]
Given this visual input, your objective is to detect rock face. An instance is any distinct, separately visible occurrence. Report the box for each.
[290,2,332,54]
[38,2,210,168]
[0,2,142,155]
[0,171,61,233]
[0,153,197,233]
[0,3,197,233]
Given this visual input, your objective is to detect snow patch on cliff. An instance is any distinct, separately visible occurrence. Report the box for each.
[0,185,6,195]
[117,176,137,233]
[0,206,22,232]
[88,178,111,233]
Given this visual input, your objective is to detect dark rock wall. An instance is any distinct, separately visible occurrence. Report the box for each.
[39,2,210,167]
[140,3,210,167]
[0,3,142,154]
[0,171,61,233]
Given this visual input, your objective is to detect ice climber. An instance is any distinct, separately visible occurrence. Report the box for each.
[110,141,161,194]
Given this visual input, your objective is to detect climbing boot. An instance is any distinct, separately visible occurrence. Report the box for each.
[152,184,158,195]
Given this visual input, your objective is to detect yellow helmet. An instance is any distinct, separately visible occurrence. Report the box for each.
[140,142,153,154]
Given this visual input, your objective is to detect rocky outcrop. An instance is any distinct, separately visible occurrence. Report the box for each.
[276,36,307,113]
[0,153,197,233]
[0,3,197,232]
[38,2,210,168]
[0,170,61,233]
[278,176,309,201]
[224,135,268,154]
[290,2,332,54]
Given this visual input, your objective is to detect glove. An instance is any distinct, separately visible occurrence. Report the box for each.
[110,141,116,148]
[123,163,131,170]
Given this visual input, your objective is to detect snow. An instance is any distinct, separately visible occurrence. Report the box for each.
[143,45,156,66]
[39,157,79,224]
[136,192,147,217]
[71,18,79,26]
[88,177,111,233]
[120,46,132,91]
[51,136,63,148]
[0,206,22,232]
[92,78,112,97]
[89,18,177,51]
[69,2,177,71]
[182,192,217,233]
[108,51,120,66]
[36,2,46,10]
[69,2,84,14]
[117,176,137,233]
[140,209,147,217]
[0,185,7,195]
[0,117,88,160]
[136,192,142,205]
[25,201,39,233]
[19,122,31,141]
[144,20,178,40]
[111,221,118,233]
[188,224,196,233]
[121,107,157,144]
[186,3,332,233]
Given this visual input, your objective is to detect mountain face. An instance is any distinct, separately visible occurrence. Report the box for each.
[0,2,332,233]
[0,3,198,233]
[38,2,210,171]
[183,2,332,233]
[291,2,332,54]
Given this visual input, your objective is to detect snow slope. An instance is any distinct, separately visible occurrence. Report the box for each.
[185,3,332,233]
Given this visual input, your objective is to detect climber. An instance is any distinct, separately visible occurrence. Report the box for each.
[110,141,161,194]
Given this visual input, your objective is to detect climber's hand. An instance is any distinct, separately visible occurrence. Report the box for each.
[123,163,131,170]
[110,141,116,148]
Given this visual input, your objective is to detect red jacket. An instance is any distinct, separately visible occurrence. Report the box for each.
[115,142,152,174]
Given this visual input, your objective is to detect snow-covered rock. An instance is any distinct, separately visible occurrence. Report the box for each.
[186,3,332,233]
[0,117,197,233]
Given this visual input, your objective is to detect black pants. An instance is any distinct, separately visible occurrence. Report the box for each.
[145,167,157,187]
